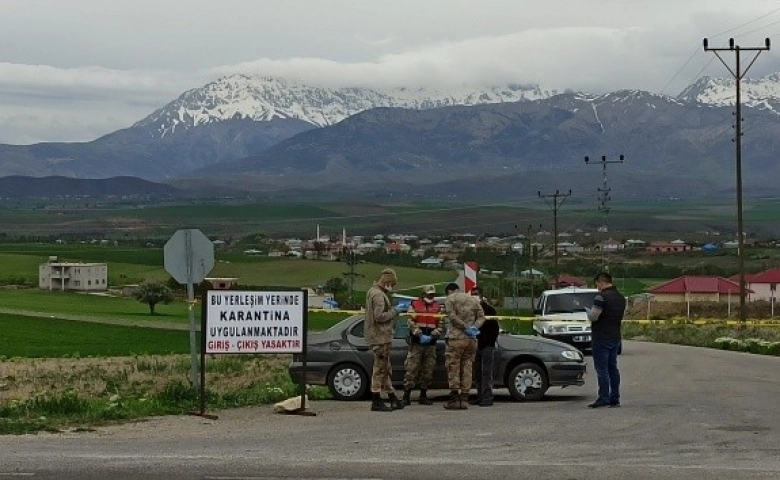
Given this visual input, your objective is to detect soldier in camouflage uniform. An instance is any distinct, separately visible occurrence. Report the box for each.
[402,285,444,405]
[443,282,486,410]
[365,268,404,412]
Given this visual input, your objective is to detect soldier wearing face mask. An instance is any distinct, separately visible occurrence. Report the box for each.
[402,285,444,405]
[365,268,403,412]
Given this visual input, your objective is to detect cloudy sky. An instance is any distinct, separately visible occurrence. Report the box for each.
[1,0,780,144]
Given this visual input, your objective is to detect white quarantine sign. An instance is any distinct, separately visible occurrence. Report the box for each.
[204,290,305,354]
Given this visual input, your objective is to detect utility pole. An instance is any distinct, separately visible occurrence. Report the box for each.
[538,190,571,289]
[526,223,542,308]
[342,248,363,308]
[703,37,770,323]
[584,154,625,270]
[512,224,520,316]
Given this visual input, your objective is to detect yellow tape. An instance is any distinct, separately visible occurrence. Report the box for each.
[624,319,780,326]
[303,307,780,327]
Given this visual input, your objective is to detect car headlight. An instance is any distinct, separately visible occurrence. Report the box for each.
[546,325,568,334]
[561,350,583,361]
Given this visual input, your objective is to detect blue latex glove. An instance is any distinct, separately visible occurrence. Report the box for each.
[465,325,480,338]
[419,334,432,345]
[395,299,411,311]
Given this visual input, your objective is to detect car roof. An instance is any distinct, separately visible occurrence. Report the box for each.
[542,287,599,295]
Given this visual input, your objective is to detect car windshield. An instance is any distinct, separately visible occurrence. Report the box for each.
[543,292,598,314]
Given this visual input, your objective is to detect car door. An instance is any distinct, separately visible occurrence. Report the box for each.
[346,315,408,384]
[344,317,374,374]
[431,320,449,385]
[391,317,411,383]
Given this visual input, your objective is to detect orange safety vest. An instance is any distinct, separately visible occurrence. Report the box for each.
[410,298,441,329]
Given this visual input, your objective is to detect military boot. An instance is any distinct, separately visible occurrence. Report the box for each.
[370,393,392,412]
[402,389,412,406]
[459,393,470,409]
[443,390,460,410]
[418,389,433,405]
[388,393,404,410]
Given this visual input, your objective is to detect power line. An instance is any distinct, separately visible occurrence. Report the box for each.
[584,154,625,270]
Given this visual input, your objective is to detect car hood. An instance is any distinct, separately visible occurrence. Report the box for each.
[535,313,590,323]
[497,333,575,352]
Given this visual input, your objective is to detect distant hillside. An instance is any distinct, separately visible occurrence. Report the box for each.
[0,176,179,198]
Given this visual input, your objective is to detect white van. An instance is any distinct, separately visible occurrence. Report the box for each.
[533,286,599,351]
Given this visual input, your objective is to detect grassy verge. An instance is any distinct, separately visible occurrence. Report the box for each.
[623,322,780,355]
[0,354,330,435]
[0,311,349,434]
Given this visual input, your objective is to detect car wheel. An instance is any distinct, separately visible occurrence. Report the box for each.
[327,363,369,401]
[507,362,549,402]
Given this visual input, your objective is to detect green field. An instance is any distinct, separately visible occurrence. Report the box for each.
[0,314,191,357]
[0,310,350,358]
[0,243,455,292]
[5,197,780,237]
[0,288,190,322]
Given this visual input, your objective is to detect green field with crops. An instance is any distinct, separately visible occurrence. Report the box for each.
[0,243,455,291]
[0,310,350,358]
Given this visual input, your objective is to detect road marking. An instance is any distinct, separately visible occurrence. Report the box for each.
[21,453,780,473]
[205,478,383,480]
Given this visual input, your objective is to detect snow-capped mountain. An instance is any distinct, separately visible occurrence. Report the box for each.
[677,72,780,113]
[134,74,559,137]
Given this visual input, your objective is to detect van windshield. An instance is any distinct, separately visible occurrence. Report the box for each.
[543,292,598,314]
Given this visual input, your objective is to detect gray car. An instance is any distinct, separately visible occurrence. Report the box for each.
[289,314,586,402]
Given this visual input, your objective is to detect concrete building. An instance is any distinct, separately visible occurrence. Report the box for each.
[39,261,108,291]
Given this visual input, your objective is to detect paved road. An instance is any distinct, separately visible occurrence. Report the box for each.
[2,340,780,479]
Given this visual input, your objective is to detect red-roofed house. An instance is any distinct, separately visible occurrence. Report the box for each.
[648,276,749,303]
[729,268,780,302]
[646,240,692,253]
[550,274,587,289]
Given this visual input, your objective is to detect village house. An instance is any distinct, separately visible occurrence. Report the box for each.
[596,238,623,252]
[648,276,746,302]
[625,239,646,249]
[549,274,587,289]
[730,268,780,302]
[646,240,692,253]
[39,259,108,291]
[556,241,583,253]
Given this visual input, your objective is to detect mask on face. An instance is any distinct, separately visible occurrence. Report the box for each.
[385,284,394,292]
[424,296,434,303]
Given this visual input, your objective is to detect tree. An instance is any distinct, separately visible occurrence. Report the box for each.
[325,276,349,306]
[133,282,174,315]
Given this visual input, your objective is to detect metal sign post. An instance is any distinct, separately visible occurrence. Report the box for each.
[164,229,215,389]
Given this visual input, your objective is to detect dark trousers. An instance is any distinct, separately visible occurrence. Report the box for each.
[592,338,621,403]
[474,346,495,402]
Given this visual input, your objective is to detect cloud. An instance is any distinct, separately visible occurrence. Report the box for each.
[1,0,780,144]
[353,34,398,47]
[0,63,211,144]
[0,62,194,98]
[207,27,706,94]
